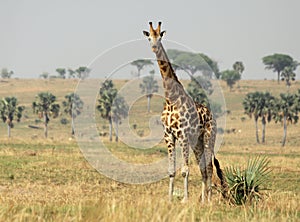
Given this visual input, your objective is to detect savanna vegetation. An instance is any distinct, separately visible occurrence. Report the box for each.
[0,77,299,221]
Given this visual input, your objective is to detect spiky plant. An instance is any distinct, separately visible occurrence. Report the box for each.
[224,156,271,205]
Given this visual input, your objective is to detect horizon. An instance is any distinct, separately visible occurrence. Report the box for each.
[1,1,299,80]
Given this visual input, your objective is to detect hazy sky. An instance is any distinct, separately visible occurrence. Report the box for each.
[1,0,300,79]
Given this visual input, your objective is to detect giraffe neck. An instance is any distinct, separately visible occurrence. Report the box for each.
[155,45,179,82]
[155,44,191,106]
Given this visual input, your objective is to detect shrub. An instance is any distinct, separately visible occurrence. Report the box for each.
[60,118,69,125]
[35,119,42,124]
[224,156,271,205]
[217,127,224,134]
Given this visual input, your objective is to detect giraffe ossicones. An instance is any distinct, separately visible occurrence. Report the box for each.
[143,22,166,53]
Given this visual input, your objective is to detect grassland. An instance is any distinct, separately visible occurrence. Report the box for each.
[0,78,299,221]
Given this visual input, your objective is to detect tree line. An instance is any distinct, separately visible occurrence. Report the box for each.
[1,52,298,90]
[0,92,83,138]
[167,50,298,90]
[40,66,91,79]
[0,67,90,80]
[94,72,220,142]
[0,81,129,141]
[1,51,298,85]
[1,77,298,146]
[130,50,299,147]
[130,52,298,93]
[1,50,298,145]
[243,90,300,147]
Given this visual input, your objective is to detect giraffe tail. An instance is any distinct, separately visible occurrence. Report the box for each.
[213,156,228,198]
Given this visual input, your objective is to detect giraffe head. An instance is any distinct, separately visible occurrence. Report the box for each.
[143,22,166,53]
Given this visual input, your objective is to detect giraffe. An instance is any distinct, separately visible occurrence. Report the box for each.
[143,22,226,203]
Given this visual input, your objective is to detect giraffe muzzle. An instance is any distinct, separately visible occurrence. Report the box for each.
[152,45,158,52]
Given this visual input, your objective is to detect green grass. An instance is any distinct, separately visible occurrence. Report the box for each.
[0,79,299,221]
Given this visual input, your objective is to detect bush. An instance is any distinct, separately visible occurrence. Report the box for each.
[35,119,42,124]
[60,118,69,125]
[224,156,271,205]
[137,130,144,137]
[210,101,223,118]
[217,127,224,134]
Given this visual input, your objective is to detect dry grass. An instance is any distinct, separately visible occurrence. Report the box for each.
[0,79,299,221]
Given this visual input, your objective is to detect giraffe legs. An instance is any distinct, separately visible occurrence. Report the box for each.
[195,132,213,203]
[199,153,207,203]
[181,167,189,203]
[166,131,190,203]
[179,139,190,203]
[169,176,175,202]
[164,119,215,203]
[165,132,176,202]
[205,120,216,202]
[180,139,190,203]
[200,149,213,203]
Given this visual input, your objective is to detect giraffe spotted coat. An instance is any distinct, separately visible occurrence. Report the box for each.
[143,21,224,203]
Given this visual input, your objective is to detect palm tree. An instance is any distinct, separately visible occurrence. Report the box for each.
[97,80,118,141]
[111,96,128,142]
[139,71,159,112]
[243,92,261,143]
[259,92,275,143]
[0,97,24,137]
[233,61,245,76]
[233,61,245,87]
[272,93,299,147]
[243,92,275,143]
[62,93,84,135]
[32,92,60,138]
[131,59,153,78]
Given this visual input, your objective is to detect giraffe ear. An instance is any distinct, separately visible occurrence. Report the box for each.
[160,31,166,38]
[143,31,150,37]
